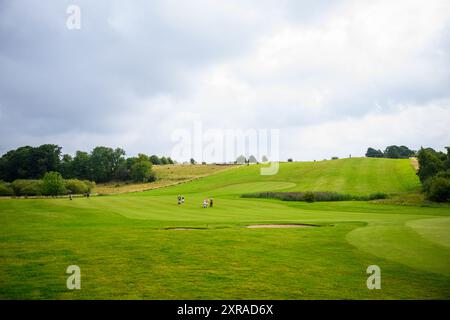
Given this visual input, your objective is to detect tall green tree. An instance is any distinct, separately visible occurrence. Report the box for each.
[0,144,61,181]
[32,144,62,178]
[130,154,155,182]
[149,155,161,165]
[417,147,449,202]
[0,146,33,181]
[160,156,169,165]
[58,154,73,178]
[365,147,384,158]
[89,147,125,182]
[417,147,445,183]
[71,151,91,180]
[384,145,415,159]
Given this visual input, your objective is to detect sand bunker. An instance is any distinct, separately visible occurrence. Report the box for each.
[163,227,207,231]
[163,224,319,230]
[246,224,317,229]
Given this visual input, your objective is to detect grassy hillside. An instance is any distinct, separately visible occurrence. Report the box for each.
[148,158,421,196]
[94,164,236,195]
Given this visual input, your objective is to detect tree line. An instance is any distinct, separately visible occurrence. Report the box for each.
[0,144,174,183]
[365,145,416,158]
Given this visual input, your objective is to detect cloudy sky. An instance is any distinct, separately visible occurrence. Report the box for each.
[1,0,449,162]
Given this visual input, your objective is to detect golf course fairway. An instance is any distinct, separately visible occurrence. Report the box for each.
[1,158,449,299]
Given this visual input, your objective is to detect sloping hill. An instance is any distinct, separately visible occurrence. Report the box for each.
[147,157,421,196]
[94,164,236,195]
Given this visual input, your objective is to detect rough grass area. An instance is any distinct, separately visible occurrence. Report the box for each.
[241,191,388,202]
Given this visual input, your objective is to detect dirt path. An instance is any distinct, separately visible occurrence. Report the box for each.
[410,157,419,172]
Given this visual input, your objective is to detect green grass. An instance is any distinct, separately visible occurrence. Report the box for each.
[149,157,421,196]
[0,158,449,299]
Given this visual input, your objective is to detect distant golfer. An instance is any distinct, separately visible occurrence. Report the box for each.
[202,199,208,208]
[181,196,185,204]
[177,195,181,205]
[209,198,213,208]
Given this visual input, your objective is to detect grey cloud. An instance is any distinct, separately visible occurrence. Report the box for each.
[0,0,449,159]
[0,0,265,142]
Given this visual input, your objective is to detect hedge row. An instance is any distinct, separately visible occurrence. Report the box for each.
[241,191,388,202]
[0,179,95,196]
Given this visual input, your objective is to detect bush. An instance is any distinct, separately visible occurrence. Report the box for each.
[83,180,96,193]
[0,181,13,196]
[425,177,450,202]
[148,171,156,182]
[11,179,43,196]
[304,192,315,202]
[65,179,90,194]
[42,171,66,196]
[368,192,389,200]
[130,160,154,182]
